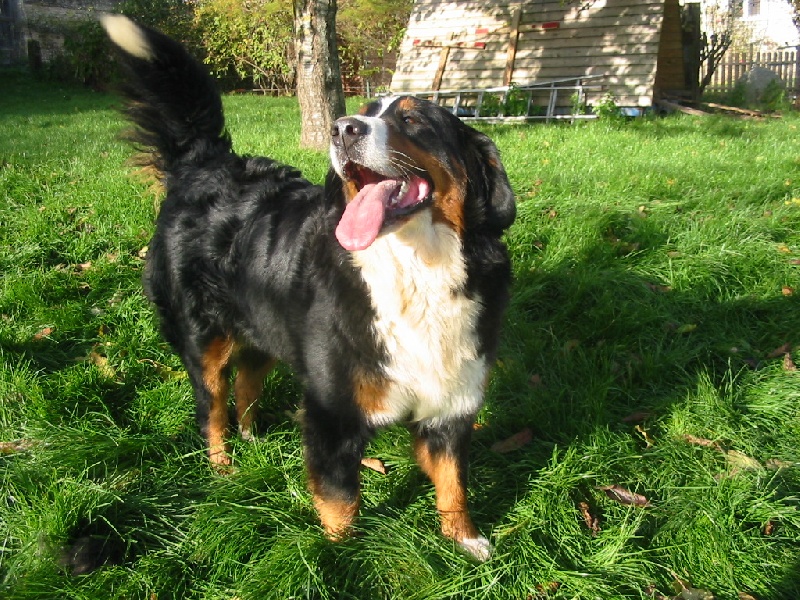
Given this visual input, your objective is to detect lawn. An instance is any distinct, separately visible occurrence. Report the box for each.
[1,69,799,599]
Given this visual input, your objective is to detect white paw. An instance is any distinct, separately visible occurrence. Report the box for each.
[239,427,255,442]
[458,536,493,562]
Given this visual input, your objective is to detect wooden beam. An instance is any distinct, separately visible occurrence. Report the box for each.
[432,33,456,91]
[503,8,522,86]
[657,98,708,116]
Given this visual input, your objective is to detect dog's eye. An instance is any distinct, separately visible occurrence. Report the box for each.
[402,115,416,125]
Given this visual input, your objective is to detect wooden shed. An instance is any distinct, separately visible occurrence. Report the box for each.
[390,0,687,116]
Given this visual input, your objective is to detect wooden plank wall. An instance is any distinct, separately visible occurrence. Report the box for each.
[391,0,670,109]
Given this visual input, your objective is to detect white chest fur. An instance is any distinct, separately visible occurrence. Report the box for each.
[353,212,487,426]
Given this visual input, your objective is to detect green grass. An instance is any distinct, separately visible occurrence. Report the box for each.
[2,68,800,599]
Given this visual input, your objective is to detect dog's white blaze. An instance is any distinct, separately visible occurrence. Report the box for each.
[330,115,393,179]
[100,15,154,61]
[375,96,400,117]
[354,211,486,426]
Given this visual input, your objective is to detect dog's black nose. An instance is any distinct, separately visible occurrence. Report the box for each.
[331,117,369,147]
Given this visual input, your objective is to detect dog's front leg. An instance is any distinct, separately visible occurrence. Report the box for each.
[412,416,492,561]
[302,399,371,539]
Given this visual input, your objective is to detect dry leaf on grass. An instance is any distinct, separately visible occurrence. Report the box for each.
[767,342,792,359]
[138,358,187,381]
[89,351,117,380]
[0,440,34,455]
[578,501,600,536]
[783,353,797,371]
[677,587,715,600]
[765,458,793,470]
[635,424,655,448]
[360,457,387,475]
[725,450,763,472]
[32,326,55,341]
[597,485,652,507]
[529,581,560,599]
[763,520,774,536]
[490,428,532,453]
[680,434,721,449]
[670,577,715,600]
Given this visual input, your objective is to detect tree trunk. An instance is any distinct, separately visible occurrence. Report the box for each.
[293,0,346,150]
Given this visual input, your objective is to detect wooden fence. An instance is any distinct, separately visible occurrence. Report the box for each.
[703,50,798,93]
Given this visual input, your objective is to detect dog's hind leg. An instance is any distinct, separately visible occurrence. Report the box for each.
[412,417,492,561]
[185,336,235,466]
[233,349,276,441]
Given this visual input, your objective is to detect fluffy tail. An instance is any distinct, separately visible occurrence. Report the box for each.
[101,15,231,173]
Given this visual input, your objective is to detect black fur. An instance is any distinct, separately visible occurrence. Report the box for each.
[104,16,514,554]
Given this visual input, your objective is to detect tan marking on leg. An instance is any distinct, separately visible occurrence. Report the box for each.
[202,337,234,465]
[353,371,389,417]
[414,439,479,542]
[234,358,276,440]
[307,474,359,540]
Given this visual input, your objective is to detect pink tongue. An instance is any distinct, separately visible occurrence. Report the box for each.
[335,179,399,251]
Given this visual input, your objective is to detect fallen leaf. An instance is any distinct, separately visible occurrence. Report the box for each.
[597,485,651,507]
[678,587,715,600]
[680,434,720,449]
[782,286,794,296]
[646,282,672,293]
[138,245,149,259]
[676,323,697,335]
[529,582,560,599]
[738,593,757,600]
[621,410,652,423]
[725,450,762,472]
[0,440,34,455]
[765,458,793,470]
[74,261,93,272]
[360,457,387,475]
[767,342,792,359]
[490,428,532,453]
[578,501,600,536]
[32,326,55,341]
[763,521,774,536]
[89,351,117,380]
[635,424,655,448]
[528,374,543,388]
[138,358,186,381]
[783,353,797,372]
[643,584,671,600]
[777,244,791,254]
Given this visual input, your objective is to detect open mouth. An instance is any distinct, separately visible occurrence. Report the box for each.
[335,162,432,251]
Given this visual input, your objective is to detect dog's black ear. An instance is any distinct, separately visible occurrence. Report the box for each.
[466,129,516,234]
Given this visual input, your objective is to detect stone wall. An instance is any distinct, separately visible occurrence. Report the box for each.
[18,0,122,63]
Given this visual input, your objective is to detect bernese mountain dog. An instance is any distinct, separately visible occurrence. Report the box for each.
[101,15,515,561]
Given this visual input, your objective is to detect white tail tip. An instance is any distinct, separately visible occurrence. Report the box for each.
[100,14,154,61]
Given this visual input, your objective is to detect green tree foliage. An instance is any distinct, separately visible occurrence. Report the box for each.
[193,0,295,92]
[337,0,414,88]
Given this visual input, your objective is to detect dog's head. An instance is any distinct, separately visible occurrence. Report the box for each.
[329,96,516,251]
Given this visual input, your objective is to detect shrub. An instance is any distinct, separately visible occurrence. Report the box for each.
[193,0,294,93]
